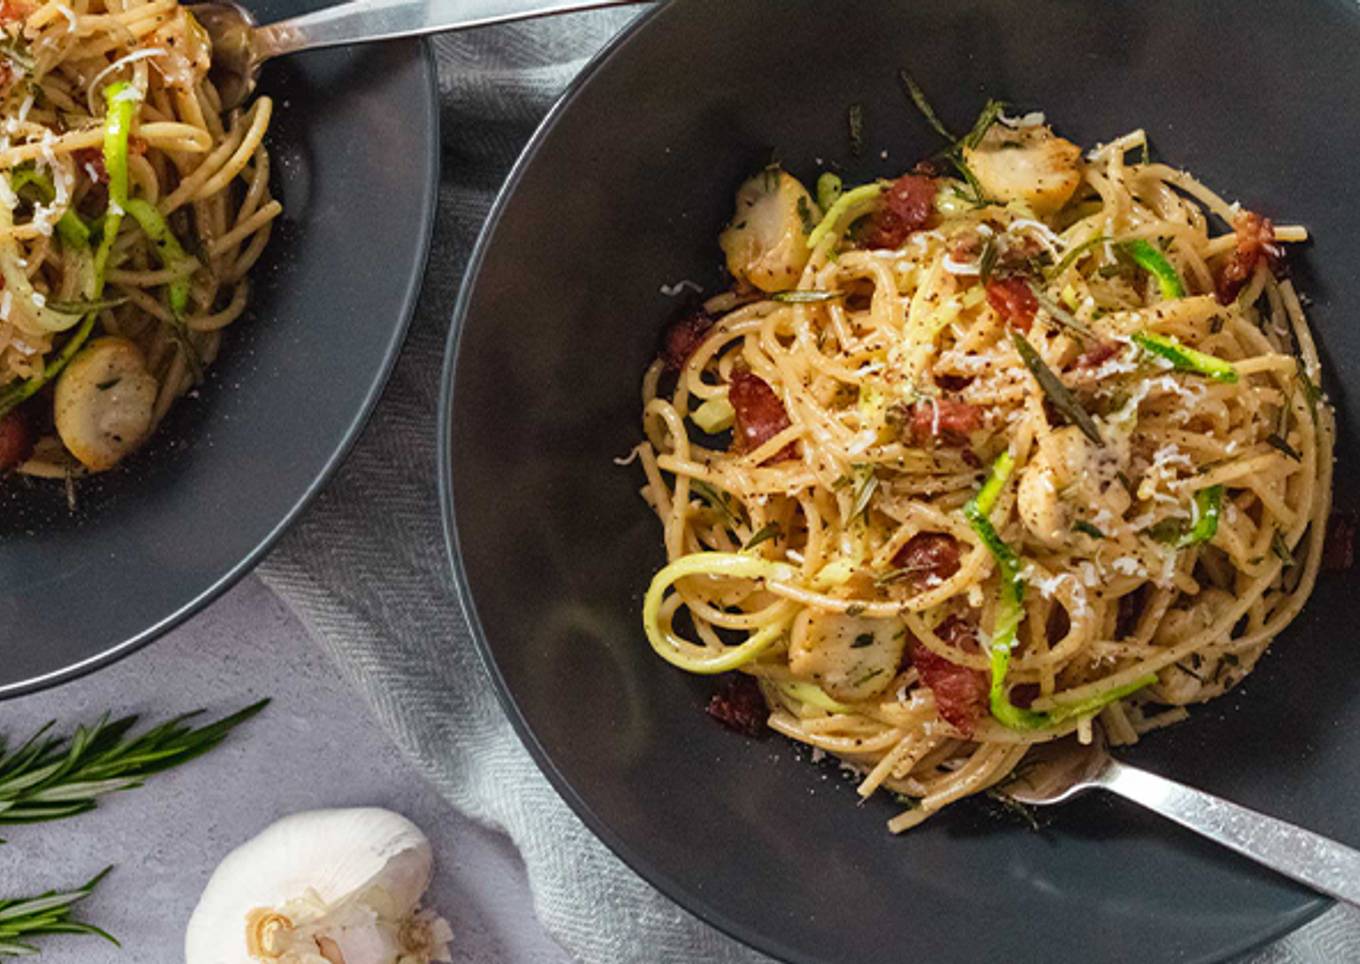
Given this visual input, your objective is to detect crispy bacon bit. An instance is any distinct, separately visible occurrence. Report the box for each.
[891,532,962,592]
[935,372,973,392]
[0,408,33,471]
[907,397,983,445]
[73,148,109,185]
[1323,512,1358,572]
[1216,210,1283,305]
[985,277,1038,333]
[660,310,714,373]
[706,673,767,736]
[907,617,988,736]
[729,369,797,462]
[861,174,937,250]
[1074,339,1121,369]
[0,0,31,22]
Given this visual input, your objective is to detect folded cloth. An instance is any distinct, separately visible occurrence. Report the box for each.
[258,8,1358,962]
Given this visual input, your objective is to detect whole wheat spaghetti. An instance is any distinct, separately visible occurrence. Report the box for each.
[633,98,1333,832]
[0,0,279,477]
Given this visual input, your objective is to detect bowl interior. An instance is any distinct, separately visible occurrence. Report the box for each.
[0,4,437,697]
[446,2,1360,961]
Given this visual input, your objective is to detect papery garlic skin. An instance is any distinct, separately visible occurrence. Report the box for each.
[186,808,453,964]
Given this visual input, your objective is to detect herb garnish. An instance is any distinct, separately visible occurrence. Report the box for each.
[743,522,782,550]
[772,290,843,304]
[1072,520,1105,539]
[851,633,876,649]
[1271,529,1295,568]
[978,237,998,285]
[690,479,739,528]
[1265,432,1302,462]
[1028,284,1093,340]
[848,465,879,522]
[0,867,116,956]
[0,700,268,834]
[1011,332,1103,445]
[847,103,865,157]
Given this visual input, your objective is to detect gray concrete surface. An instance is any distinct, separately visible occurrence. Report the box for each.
[0,575,573,963]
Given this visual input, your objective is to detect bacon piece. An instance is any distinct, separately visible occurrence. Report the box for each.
[890,532,962,592]
[1073,339,1121,369]
[660,310,714,373]
[72,148,109,185]
[1323,512,1357,572]
[0,408,33,471]
[706,674,767,736]
[907,617,988,736]
[907,397,983,445]
[985,277,1038,333]
[0,0,31,22]
[1216,210,1283,305]
[729,369,796,462]
[861,174,937,250]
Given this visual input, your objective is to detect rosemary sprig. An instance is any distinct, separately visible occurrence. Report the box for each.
[0,867,117,957]
[0,700,269,836]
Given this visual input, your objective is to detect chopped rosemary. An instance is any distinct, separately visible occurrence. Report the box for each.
[1271,529,1296,568]
[1265,433,1302,462]
[772,290,843,304]
[1072,520,1105,539]
[978,237,998,284]
[1011,332,1103,445]
[1028,284,1093,340]
[848,103,865,157]
[849,466,879,522]
[898,69,954,141]
[743,522,782,550]
[690,479,739,528]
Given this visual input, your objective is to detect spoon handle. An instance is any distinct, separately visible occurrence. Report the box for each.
[1099,759,1360,907]
[253,0,650,59]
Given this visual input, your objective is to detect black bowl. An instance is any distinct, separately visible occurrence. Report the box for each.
[441,2,1360,961]
[0,12,438,697]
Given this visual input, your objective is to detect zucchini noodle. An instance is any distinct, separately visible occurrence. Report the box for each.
[633,112,1334,831]
[0,0,279,478]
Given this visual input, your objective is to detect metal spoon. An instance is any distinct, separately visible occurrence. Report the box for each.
[189,0,650,109]
[1004,729,1360,906]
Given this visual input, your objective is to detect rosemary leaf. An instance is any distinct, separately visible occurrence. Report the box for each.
[0,867,116,956]
[898,69,955,141]
[847,103,865,157]
[849,466,879,523]
[0,701,268,836]
[690,480,738,529]
[771,290,842,304]
[1265,433,1302,462]
[1028,284,1093,340]
[978,238,998,285]
[1011,332,1103,445]
[1271,529,1296,568]
[743,522,782,550]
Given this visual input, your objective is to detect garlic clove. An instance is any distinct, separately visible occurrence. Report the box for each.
[186,808,452,964]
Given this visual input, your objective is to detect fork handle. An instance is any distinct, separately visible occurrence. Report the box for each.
[1100,758,1360,907]
[254,0,650,59]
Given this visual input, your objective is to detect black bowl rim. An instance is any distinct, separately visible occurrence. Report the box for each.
[2,40,441,700]
[436,7,1328,962]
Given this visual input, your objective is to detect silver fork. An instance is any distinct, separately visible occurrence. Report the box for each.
[189,0,651,109]
[1005,729,1360,906]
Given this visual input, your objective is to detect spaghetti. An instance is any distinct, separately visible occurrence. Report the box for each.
[633,104,1333,832]
[0,0,279,478]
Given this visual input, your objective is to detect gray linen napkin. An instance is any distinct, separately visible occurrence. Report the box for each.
[257,10,1358,962]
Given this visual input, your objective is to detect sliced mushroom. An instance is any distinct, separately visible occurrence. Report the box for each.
[55,336,158,471]
[718,168,818,293]
[788,610,906,702]
[963,122,1083,216]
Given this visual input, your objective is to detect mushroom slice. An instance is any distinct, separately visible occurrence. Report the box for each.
[789,610,906,702]
[963,122,1083,215]
[718,169,818,293]
[54,336,158,471]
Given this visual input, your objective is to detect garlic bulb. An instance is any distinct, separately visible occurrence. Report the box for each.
[185,808,453,964]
